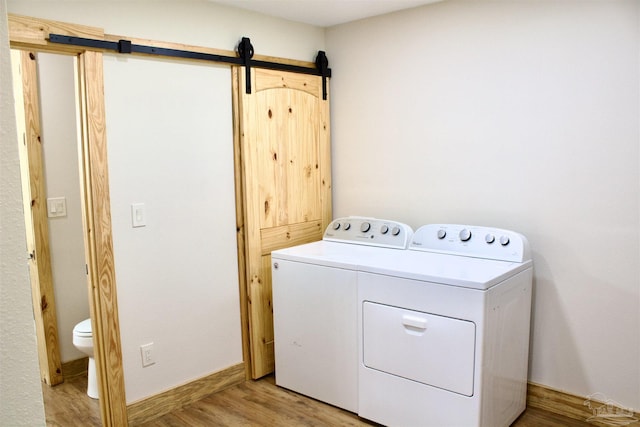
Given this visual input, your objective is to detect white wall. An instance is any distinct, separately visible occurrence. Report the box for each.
[6,0,326,405]
[327,0,639,410]
[38,53,90,363]
[0,0,46,424]
[103,55,242,403]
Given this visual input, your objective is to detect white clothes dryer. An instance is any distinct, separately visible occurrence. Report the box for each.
[271,216,413,413]
[357,224,533,427]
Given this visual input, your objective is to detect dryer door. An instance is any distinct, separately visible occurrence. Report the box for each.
[362,302,476,396]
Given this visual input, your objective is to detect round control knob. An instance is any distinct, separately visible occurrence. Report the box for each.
[500,235,510,246]
[360,222,371,233]
[332,222,341,230]
[343,223,351,230]
[380,225,389,234]
[391,226,401,236]
[485,234,495,244]
[459,229,472,242]
[437,229,447,239]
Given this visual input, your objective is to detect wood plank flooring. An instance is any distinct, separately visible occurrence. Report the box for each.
[42,373,593,426]
[41,371,101,426]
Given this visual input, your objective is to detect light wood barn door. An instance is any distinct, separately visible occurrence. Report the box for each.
[236,67,332,378]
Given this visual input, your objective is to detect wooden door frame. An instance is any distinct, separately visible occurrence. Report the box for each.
[9,15,128,427]
[13,49,64,388]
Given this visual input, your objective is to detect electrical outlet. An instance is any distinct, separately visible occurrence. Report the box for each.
[140,343,155,367]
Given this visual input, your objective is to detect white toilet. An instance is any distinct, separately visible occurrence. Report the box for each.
[72,318,98,399]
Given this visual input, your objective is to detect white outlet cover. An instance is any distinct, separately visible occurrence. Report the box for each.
[140,342,155,367]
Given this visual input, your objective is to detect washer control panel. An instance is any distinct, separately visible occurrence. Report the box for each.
[410,224,531,262]
[323,216,414,249]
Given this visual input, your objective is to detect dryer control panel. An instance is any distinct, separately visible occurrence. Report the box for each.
[410,224,531,262]
[323,216,413,249]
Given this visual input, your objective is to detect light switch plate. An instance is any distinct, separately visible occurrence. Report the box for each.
[131,203,146,227]
[47,197,67,218]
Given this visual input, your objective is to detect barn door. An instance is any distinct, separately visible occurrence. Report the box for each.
[235,67,332,378]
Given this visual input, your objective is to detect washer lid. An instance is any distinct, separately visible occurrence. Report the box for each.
[73,318,92,336]
[271,240,404,270]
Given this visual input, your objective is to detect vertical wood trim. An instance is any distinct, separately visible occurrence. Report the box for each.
[77,50,128,427]
[232,66,252,380]
[319,78,332,231]
[18,50,64,386]
[238,66,271,378]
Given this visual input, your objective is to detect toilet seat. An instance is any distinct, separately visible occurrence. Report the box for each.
[73,318,92,338]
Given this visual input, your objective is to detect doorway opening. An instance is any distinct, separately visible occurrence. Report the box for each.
[10,40,128,425]
[11,47,99,422]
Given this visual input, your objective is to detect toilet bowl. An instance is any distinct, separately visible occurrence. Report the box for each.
[72,318,98,399]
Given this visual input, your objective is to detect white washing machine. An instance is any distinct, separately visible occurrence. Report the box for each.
[358,224,533,427]
[271,216,413,413]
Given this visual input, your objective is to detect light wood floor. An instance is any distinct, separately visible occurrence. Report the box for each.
[43,373,593,426]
